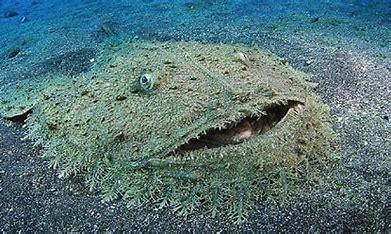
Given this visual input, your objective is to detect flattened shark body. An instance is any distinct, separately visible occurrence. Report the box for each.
[0,41,337,222]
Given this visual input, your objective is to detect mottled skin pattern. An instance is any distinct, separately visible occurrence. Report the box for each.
[0,41,337,222]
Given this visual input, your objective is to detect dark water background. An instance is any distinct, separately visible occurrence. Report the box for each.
[0,0,389,83]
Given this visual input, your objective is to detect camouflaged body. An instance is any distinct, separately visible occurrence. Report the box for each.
[0,41,337,222]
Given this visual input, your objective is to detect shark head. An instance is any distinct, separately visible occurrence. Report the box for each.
[0,41,337,222]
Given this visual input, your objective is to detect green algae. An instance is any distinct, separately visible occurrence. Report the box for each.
[0,41,338,223]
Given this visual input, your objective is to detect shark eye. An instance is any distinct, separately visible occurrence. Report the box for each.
[138,74,154,92]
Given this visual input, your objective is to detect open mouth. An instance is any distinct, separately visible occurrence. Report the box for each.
[5,109,32,124]
[172,100,304,155]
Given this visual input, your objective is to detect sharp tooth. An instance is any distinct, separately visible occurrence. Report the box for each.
[294,104,304,113]
[286,108,294,116]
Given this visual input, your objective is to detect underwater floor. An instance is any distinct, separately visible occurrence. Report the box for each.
[0,0,390,231]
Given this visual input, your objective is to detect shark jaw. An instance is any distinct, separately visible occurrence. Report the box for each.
[172,100,304,155]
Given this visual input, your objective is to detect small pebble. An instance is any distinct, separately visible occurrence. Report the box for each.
[306,82,319,89]
[280,58,288,65]
[310,16,320,23]
[7,48,21,59]
[20,16,28,23]
[115,95,127,101]
[305,59,314,65]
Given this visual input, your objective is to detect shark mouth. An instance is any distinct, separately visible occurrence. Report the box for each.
[5,109,32,124]
[172,100,304,155]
